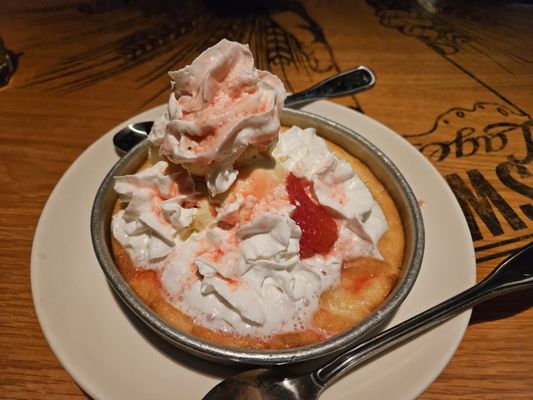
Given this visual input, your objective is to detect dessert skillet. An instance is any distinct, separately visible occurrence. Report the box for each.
[91,107,424,365]
[93,38,423,364]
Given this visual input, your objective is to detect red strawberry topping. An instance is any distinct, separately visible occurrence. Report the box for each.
[286,173,338,258]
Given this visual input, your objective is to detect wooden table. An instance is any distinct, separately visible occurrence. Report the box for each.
[1,1,532,398]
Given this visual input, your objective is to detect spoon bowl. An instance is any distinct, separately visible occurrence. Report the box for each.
[112,121,153,154]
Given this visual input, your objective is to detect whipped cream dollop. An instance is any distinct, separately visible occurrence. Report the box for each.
[160,211,326,335]
[113,127,388,337]
[112,161,197,268]
[148,39,286,196]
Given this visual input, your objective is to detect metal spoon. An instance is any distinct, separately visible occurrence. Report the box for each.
[113,66,375,154]
[202,242,533,400]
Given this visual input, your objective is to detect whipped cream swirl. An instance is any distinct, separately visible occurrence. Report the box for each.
[148,39,286,196]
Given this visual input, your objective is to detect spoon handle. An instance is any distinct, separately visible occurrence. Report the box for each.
[314,241,533,388]
[284,66,376,107]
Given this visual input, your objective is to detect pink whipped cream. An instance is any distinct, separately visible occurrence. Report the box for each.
[148,39,286,195]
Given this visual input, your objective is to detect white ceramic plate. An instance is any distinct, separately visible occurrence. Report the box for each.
[31,101,476,400]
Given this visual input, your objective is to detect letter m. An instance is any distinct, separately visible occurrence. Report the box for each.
[446,170,526,241]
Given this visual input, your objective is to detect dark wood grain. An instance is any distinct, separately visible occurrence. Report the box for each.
[1,0,532,398]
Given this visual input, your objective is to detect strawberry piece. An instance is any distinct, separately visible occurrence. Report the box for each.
[286,173,338,258]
